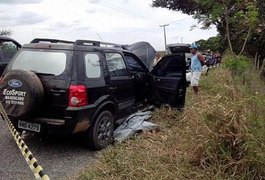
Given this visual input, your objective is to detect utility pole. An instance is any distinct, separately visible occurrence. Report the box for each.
[159,24,169,53]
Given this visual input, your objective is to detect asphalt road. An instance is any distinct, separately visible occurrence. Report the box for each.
[0,119,96,180]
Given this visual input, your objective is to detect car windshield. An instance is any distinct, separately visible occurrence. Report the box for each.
[11,50,67,76]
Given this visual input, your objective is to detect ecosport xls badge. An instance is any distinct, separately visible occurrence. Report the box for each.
[8,79,22,88]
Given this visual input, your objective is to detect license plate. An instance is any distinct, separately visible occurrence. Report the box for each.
[18,120,41,132]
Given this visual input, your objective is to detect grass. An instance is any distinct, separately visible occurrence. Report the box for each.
[78,67,265,180]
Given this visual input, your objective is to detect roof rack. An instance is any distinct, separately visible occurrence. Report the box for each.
[30,38,74,44]
[100,42,128,50]
[74,40,127,49]
[30,38,128,49]
[74,40,100,46]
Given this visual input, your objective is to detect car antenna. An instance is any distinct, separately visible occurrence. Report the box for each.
[97,33,107,47]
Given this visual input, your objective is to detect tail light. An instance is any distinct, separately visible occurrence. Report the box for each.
[68,85,88,107]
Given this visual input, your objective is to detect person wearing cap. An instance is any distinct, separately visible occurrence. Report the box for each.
[205,49,214,67]
[189,43,206,94]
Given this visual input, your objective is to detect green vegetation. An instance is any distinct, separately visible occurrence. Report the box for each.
[196,36,225,53]
[224,55,251,76]
[153,0,265,59]
[78,60,265,179]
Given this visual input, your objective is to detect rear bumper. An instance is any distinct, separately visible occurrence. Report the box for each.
[10,96,118,135]
[11,107,96,135]
[34,117,65,125]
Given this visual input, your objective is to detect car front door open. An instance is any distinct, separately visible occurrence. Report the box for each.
[151,54,186,108]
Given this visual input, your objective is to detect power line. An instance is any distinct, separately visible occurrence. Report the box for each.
[99,1,161,27]
[100,2,132,18]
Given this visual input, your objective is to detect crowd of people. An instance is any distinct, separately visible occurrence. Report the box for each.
[204,50,222,68]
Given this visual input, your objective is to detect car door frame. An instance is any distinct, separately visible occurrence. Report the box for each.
[123,51,150,104]
[0,38,21,75]
[150,54,187,109]
[103,50,135,111]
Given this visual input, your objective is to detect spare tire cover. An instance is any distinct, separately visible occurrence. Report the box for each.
[0,70,44,118]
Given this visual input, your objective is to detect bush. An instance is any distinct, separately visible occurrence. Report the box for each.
[224,56,251,76]
[195,96,265,179]
[186,68,265,179]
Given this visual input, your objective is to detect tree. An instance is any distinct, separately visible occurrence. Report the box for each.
[0,29,12,36]
[196,35,225,53]
[152,0,205,15]
[196,39,208,51]
[152,0,259,57]
[257,0,265,19]
[253,0,265,59]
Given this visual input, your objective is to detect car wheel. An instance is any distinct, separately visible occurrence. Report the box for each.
[86,110,114,150]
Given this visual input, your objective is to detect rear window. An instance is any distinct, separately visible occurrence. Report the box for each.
[11,50,67,76]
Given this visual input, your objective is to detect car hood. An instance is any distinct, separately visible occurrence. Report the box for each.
[127,41,156,70]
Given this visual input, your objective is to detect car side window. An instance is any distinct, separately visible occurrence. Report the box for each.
[152,56,185,77]
[84,53,101,78]
[124,55,145,72]
[105,53,128,77]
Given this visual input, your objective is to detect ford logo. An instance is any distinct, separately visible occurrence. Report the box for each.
[8,79,22,88]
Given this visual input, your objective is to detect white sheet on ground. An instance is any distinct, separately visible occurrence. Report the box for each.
[114,109,158,142]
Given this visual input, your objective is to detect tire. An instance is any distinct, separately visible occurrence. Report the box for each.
[86,110,114,150]
[0,70,44,119]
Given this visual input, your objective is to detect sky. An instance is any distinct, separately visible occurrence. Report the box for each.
[0,0,217,50]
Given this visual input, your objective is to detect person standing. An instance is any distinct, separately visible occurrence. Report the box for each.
[215,51,222,67]
[153,52,161,66]
[189,43,206,94]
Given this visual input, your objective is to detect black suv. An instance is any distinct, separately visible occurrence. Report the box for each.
[0,38,186,150]
[0,36,21,75]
